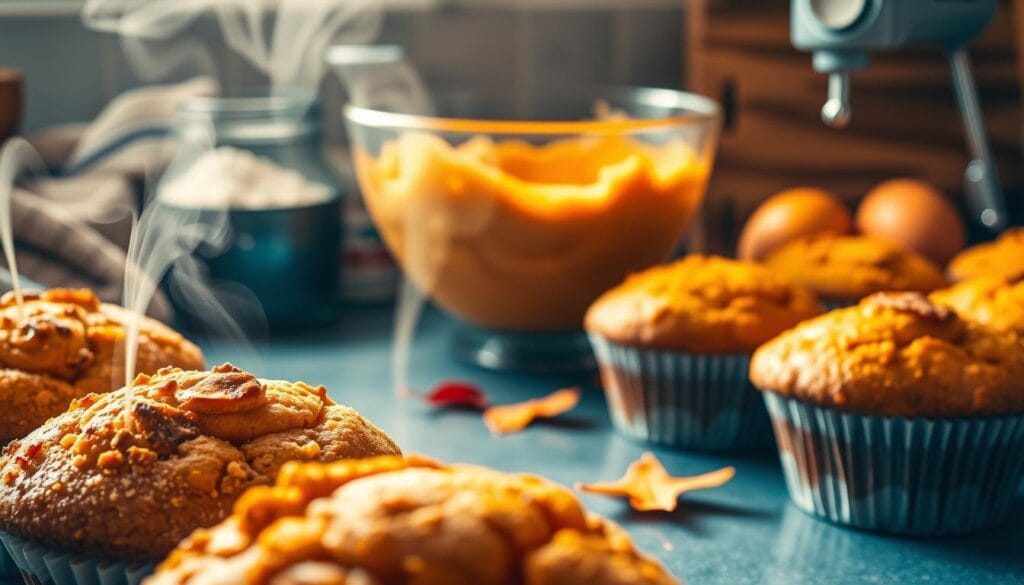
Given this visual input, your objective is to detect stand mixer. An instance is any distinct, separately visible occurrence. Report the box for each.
[791,0,1008,231]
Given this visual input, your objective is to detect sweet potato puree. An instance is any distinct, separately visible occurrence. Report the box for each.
[355,131,710,331]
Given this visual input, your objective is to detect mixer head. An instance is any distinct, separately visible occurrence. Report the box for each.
[790,0,1006,231]
[791,0,996,127]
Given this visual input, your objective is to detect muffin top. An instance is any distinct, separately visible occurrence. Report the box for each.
[931,275,1024,335]
[947,228,1024,282]
[749,292,1024,417]
[148,455,677,585]
[584,255,821,353]
[0,364,400,559]
[0,288,205,444]
[761,234,947,301]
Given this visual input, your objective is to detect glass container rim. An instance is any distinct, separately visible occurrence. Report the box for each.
[344,86,720,135]
[179,87,319,119]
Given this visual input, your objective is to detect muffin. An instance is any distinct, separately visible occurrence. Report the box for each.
[761,233,947,308]
[931,275,1024,335]
[946,227,1024,282]
[147,455,678,585]
[750,292,1024,534]
[585,254,821,451]
[0,288,205,445]
[0,364,400,584]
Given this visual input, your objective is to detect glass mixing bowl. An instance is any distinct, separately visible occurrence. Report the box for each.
[344,87,720,371]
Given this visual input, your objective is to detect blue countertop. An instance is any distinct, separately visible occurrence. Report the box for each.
[202,306,1024,585]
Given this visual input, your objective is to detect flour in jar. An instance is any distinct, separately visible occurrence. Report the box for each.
[159,146,332,209]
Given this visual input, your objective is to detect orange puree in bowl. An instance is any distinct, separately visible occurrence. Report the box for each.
[355,132,710,331]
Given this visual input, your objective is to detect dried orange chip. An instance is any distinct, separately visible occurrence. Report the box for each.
[483,387,580,435]
[577,452,734,512]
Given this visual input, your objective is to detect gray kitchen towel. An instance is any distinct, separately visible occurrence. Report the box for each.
[5,77,218,321]
[9,181,139,311]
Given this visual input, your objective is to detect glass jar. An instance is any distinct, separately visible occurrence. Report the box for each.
[169,89,341,330]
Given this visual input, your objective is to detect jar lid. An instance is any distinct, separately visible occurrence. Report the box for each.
[178,87,320,145]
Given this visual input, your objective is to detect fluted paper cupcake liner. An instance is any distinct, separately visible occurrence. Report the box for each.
[589,335,773,452]
[0,532,154,585]
[763,392,1024,535]
[0,545,16,578]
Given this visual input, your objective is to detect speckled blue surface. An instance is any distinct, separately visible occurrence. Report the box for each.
[203,306,1024,585]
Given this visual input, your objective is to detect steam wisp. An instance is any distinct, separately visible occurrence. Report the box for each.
[84,0,386,384]
[327,45,433,116]
[121,124,227,384]
[83,0,384,92]
[328,45,434,397]
[0,139,48,319]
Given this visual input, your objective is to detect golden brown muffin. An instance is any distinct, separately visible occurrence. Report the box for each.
[0,288,205,444]
[761,234,947,302]
[946,228,1024,282]
[148,455,677,585]
[931,275,1024,335]
[0,364,400,560]
[749,292,1024,417]
[584,254,821,353]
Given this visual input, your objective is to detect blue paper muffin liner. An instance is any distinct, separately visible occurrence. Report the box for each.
[0,531,154,585]
[0,544,16,579]
[588,335,773,452]
[763,392,1024,535]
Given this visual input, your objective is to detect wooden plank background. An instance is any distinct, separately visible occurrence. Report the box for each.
[686,0,1023,253]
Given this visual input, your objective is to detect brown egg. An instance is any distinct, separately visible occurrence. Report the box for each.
[738,187,852,260]
[856,178,965,265]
